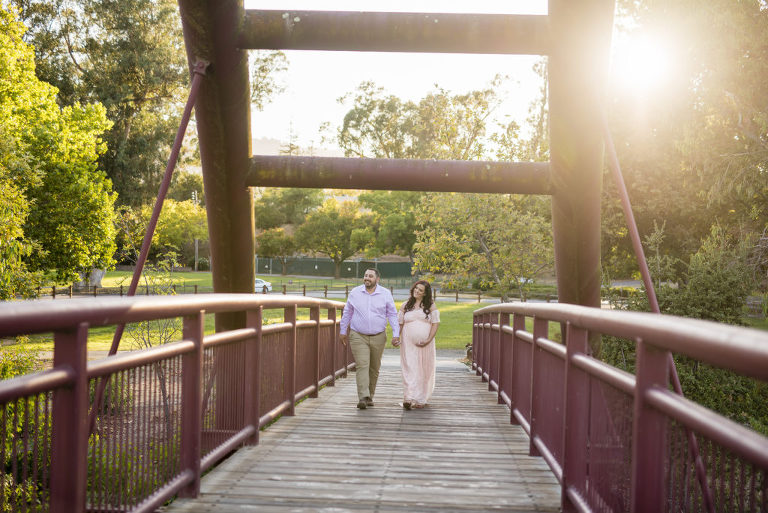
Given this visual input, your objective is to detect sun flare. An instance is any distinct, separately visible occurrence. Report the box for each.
[611,34,674,94]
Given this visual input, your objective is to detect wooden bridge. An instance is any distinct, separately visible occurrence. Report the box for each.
[161,350,560,512]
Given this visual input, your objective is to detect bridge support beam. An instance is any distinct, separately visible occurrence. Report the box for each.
[549,1,614,328]
[178,0,255,333]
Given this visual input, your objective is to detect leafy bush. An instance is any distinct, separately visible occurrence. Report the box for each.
[601,223,768,435]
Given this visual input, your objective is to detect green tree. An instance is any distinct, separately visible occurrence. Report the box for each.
[11,0,189,206]
[414,193,553,301]
[294,199,369,279]
[168,170,205,206]
[116,200,207,267]
[357,191,421,260]
[253,188,324,230]
[256,228,296,275]
[1,6,116,284]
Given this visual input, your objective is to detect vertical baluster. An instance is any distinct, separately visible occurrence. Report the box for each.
[561,322,589,512]
[310,306,320,399]
[179,310,204,498]
[245,306,263,445]
[497,312,510,405]
[284,305,297,416]
[50,323,88,513]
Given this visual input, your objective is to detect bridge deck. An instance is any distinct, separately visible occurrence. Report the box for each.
[161,350,561,512]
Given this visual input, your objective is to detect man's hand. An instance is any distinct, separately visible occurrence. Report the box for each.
[340,333,348,346]
[391,336,400,348]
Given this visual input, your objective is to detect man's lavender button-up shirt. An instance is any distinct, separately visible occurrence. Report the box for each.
[340,284,400,337]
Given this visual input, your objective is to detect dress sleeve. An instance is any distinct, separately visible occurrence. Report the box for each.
[397,306,404,324]
[429,308,440,324]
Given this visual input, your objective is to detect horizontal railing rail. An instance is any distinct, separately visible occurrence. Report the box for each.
[0,294,349,513]
[473,302,768,513]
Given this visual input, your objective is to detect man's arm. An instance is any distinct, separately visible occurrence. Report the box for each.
[339,300,353,346]
[386,293,400,341]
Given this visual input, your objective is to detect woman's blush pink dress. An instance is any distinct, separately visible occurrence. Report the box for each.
[398,306,440,406]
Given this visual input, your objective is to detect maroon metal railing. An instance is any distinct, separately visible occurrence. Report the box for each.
[473,302,768,513]
[0,294,349,513]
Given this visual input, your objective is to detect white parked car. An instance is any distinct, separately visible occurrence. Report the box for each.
[254,278,272,292]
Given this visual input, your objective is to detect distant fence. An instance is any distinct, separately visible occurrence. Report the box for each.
[256,256,412,278]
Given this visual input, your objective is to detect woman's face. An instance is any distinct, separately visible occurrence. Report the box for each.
[412,283,426,299]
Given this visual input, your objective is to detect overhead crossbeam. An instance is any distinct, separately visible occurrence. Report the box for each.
[239,10,550,55]
[248,155,551,195]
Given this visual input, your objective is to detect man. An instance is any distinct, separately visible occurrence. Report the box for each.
[340,268,400,409]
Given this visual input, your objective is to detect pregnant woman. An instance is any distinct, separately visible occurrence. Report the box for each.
[398,280,440,409]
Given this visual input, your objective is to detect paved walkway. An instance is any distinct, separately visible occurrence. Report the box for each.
[160,350,561,512]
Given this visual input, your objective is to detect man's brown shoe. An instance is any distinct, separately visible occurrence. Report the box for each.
[365,397,374,407]
[357,399,367,409]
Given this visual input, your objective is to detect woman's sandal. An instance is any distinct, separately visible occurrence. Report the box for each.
[403,401,411,410]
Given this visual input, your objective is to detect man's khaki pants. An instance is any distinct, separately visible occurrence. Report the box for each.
[348,330,387,400]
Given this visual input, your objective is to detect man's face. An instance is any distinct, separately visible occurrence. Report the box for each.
[363,270,378,289]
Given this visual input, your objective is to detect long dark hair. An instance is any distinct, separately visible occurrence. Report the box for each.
[403,280,433,318]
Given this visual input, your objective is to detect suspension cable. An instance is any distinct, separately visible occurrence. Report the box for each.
[89,60,209,433]
[600,107,715,513]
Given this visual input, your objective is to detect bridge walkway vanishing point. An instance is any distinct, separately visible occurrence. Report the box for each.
[161,350,561,512]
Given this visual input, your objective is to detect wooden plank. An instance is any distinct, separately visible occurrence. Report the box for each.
[160,351,561,512]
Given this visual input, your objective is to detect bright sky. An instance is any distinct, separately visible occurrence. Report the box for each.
[244,1,549,153]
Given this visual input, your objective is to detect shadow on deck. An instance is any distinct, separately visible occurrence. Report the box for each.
[160,350,560,512]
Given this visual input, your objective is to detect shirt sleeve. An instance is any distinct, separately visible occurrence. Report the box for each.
[339,299,353,335]
[386,293,400,337]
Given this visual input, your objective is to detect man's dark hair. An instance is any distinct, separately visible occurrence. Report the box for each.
[365,267,380,279]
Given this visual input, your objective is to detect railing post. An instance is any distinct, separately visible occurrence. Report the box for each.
[284,305,297,416]
[282,284,287,295]
[328,307,337,386]
[471,312,478,371]
[303,284,307,296]
[497,312,510,404]
[310,306,320,398]
[510,313,526,425]
[93,285,98,297]
[52,285,56,299]
[50,323,88,513]
[324,285,328,298]
[561,322,590,512]
[630,339,669,512]
[120,284,123,296]
[456,290,459,303]
[529,316,549,457]
[68,285,72,298]
[488,312,498,391]
[245,306,263,445]
[178,311,204,498]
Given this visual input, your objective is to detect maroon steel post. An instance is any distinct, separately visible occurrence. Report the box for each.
[178,0,255,339]
[510,313,526,425]
[285,305,297,416]
[497,312,510,404]
[310,306,320,398]
[328,308,337,386]
[630,339,669,512]
[49,323,88,513]
[528,317,549,457]
[178,311,204,498]
[245,307,263,445]
[548,0,614,327]
[489,313,499,391]
[561,323,591,512]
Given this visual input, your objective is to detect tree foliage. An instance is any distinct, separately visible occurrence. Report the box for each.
[294,199,370,278]
[1,6,116,285]
[11,0,188,206]
[414,194,553,301]
[253,188,323,230]
[116,199,206,267]
[256,228,296,275]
